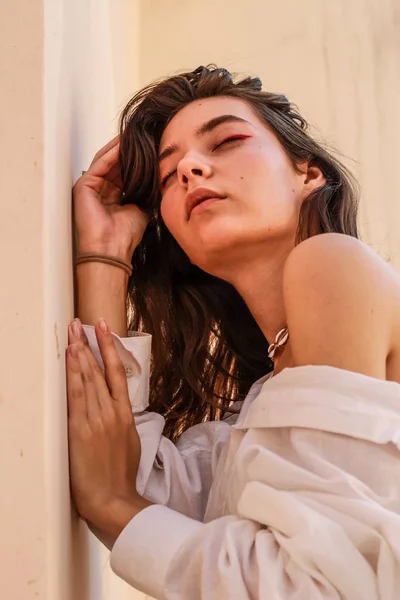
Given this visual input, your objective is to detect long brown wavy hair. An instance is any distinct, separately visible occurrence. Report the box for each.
[118,65,360,441]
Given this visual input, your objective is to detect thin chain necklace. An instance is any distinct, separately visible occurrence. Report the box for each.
[267,327,289,360]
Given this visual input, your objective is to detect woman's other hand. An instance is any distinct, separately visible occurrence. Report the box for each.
[73,136,148,262]
[66,317,152,540]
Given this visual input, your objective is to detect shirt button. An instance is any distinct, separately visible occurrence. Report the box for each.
[124,365,133,378]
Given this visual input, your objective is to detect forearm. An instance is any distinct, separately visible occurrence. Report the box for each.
[76,262,129,337]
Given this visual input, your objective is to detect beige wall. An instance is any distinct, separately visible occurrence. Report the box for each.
[0,1,47,598]
[1,0,144,598]
[140,0,400,269]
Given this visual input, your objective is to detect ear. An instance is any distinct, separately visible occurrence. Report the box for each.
[300,163,326,200]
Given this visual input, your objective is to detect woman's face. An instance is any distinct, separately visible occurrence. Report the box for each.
[159,96,323,276]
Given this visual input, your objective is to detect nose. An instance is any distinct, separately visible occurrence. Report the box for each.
[178,153,212,186]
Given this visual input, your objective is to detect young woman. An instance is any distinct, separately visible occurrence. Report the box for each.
[66,66,400,599]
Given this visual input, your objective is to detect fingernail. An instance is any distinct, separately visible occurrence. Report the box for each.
[71,320,81,338]
[99,319,108,334]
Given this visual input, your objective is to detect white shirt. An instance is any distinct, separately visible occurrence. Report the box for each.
[84,325,400,600]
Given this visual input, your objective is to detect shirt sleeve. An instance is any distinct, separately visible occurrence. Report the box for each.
[109,505,266,600]
[109,455,396,600]
[110,488,316,599]
[83,325,231,524]
[110,366,400,599]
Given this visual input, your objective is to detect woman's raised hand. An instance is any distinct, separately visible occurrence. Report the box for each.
[73,135,148,262]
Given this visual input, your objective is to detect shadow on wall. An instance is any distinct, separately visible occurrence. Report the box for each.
[70,509,91,598]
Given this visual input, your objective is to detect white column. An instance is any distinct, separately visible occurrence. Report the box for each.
[1,0,146,598]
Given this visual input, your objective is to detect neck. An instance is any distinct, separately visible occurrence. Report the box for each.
[220,240,293,346]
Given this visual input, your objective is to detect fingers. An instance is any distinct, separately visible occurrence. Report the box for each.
[75,342,103,422]
[87,135,121,184]
[68,319,87,346]
[94,320,132,412]
[76,136,124,207]
[68,319,131,417]
[68,322,104,421]
[68,320,115,414]
[66,344,87,421]
[106,161,123,191]
[86,142,121,180]
[90,135,120,166]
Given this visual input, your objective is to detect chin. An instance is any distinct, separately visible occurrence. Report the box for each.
[188,232,244,276]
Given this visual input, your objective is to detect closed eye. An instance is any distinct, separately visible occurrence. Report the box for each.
[161,169,177,187]
[213,135,250,151]
[161,135,250,188]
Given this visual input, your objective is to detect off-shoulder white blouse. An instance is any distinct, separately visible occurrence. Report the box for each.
[83,324,400,600]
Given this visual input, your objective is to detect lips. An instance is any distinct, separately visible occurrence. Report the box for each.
[186,187,226,219]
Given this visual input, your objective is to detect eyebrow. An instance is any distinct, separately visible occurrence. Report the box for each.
[158,115,250,163]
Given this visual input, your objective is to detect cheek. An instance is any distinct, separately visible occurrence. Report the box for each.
[232,148,302,226]
[244,147,298,198]
[160,196,172,230]
[223,145,271,188]
[160,194,184,241]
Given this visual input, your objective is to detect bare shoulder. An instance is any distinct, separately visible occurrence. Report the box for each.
[284,233,400,291]
[282,233,400,379]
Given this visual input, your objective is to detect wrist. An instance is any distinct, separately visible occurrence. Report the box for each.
[101,496,154,540]
[75,260,131,285]
[77,243,135,265]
